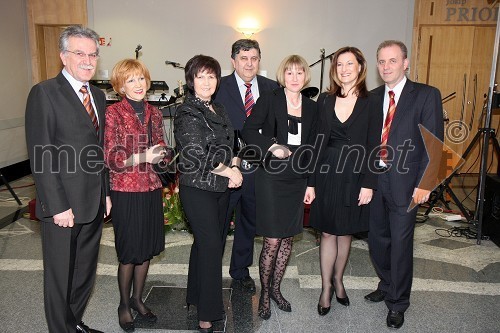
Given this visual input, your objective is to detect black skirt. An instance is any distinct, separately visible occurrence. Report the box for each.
[255,164,307,238]
[110,189,165,264]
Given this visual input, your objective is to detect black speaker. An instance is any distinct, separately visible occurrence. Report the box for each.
[483,174,500,247]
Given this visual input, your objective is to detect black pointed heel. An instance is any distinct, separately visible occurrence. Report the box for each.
[129,298,157,323]
[336,295,350,306]
[317,288,333,316]
[270,291,291,312]
[117,306,135,332]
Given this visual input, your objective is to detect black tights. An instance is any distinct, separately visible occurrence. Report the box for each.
[258,236,293,313]
[117,260,151,323]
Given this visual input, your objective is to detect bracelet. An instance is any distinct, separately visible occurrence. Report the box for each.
[230,165,241,171]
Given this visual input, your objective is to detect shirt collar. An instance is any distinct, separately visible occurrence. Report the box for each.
[384,75,407,99]
[62,68,89,95]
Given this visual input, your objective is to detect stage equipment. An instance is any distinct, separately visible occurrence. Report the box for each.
[0,171,22,205]
[165,60,184,70]
[135,44,142,59]
[301,87,319,99]
[483,174,500,246]
[309,49,335,93]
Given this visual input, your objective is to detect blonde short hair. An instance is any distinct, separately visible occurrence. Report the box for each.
[275,55,311,87]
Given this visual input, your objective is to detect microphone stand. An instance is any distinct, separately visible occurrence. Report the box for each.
[309,48,335,92]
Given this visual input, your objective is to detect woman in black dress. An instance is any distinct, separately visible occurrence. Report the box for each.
[309,47,382,315]
[242,55,318,319]
[174,55,242,332]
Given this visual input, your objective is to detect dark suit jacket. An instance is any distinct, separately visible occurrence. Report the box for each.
[214,73,279,130]
[241,88,318,185]
[25,72,108,224]
[372,79,444,206]
[315,92,383,190]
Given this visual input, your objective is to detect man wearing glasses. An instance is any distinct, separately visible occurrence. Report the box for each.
[25,25,110,333]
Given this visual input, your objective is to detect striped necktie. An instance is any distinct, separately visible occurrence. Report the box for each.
[80,85,99,133]
[244,83,255,117]
[380,90,396,163]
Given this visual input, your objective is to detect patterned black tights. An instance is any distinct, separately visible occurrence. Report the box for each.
[258,236,293,317]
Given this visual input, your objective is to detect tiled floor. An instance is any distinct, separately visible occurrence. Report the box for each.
[0,175,499,333]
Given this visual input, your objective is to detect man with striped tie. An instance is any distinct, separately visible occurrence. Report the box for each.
[214,39,279,293]
[25,25,110,333]
[365,40,444,329]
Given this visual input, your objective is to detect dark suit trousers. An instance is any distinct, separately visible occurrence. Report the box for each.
[41,204,104,333]
[223,170,256,280]
[368,172,417,313]
[180,185,230,322]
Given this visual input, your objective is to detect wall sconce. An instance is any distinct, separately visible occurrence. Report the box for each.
[236,18,260,38]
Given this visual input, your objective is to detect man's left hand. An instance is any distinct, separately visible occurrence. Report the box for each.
[412,188,431,205]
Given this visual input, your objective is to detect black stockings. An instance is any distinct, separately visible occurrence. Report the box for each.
[319,233,351,306]
[258,236,293,315]
[117,260,151,323]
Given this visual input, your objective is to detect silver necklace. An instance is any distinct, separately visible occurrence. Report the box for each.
[285,90,302,110]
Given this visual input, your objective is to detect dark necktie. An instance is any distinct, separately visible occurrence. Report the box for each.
[80,85,99,133]
[244,83,255,117]
[380,90,396,163]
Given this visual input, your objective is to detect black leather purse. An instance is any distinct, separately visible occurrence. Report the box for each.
[148,120,175,187]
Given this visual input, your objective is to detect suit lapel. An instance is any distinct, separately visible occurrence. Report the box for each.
[57,73,99,138]
[225,73,245,115]
[390,80,415,136]
[348,95,369,126]
[273,89,288,143]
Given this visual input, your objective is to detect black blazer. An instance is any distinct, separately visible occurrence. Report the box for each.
[315,92,383,190]
[25,72,108,224]
[241,88,318,185]
[371,79,444,206]
[214,73,279,130]
[174,93,234,192]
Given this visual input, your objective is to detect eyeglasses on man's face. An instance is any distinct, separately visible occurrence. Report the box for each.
[65,50,100,60]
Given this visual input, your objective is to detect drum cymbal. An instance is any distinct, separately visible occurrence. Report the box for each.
[301,87,319,98]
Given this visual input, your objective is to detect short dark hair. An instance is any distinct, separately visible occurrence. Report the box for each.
[231,39,261,59]
[328,46,368,98]
[376,40,408,60]
[59,25,99,53]
[184,55,222,94]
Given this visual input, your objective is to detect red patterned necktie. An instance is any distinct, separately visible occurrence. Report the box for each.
[380,90,396,163]
[80,85,99,133]
[244,83,255,117]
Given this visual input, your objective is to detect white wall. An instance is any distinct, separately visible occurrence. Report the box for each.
[90,0,415,92]
[0,0,31,168]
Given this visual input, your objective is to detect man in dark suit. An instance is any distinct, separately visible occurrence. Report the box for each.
[214,39,279,292]
[365,40,444,329]
[25,25,110,333]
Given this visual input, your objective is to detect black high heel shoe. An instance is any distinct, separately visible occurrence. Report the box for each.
[117,305,135,332]
[270,291,291,312]
[334,283,350,307]
[317,288,334,316]
[258,291,271,320]
[129,298,158,323]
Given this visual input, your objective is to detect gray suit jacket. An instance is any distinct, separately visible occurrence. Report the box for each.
[25,72,108,223]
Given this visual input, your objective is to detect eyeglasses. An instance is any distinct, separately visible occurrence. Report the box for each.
[65,50,100,60]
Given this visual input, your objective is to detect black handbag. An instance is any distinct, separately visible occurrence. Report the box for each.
[148,120,175,187]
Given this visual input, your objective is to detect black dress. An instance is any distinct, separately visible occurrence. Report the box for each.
[255,115,307,238]
[309,110,369,235]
